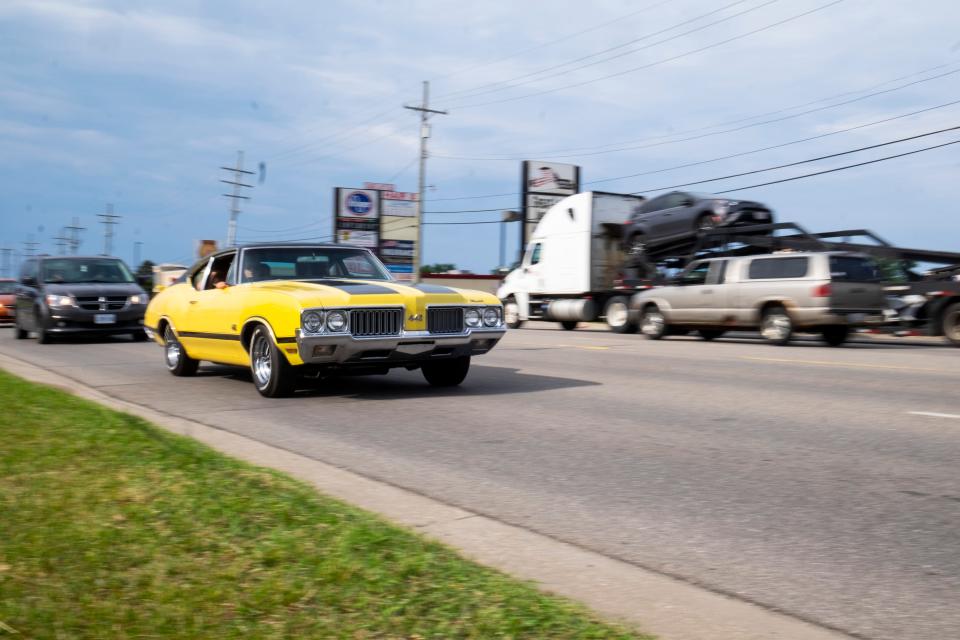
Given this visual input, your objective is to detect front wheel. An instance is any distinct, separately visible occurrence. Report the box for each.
[164,327,199,377]
[132,329,149,342]
[605,296,637,334]
[503,298,524,329]
[822,325,850,347]
[640,305,668,340]
[14,319,28,340]
[422,355,471,387]
[942,302,960,346]
[761,307,793,346]
[250,325,296,397]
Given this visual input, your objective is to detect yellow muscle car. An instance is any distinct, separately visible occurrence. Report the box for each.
[144,244,505,397]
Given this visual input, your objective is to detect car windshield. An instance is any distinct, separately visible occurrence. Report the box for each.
[0,281,15,294]
[41,258,135,284]
[241,247,392,282]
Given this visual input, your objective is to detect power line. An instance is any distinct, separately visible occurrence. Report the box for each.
[435,63,960,162]
[64,217,85,255]
[445,0,846,111]
[716,137,960,194]
[438,0,767,103]
[238,219,331,234]
[385,155,420,183]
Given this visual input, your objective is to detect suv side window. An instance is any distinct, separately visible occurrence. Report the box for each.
[748,256,809,279]
[662,192,689,209]
[679,261,710,286]
[640,195,668,213]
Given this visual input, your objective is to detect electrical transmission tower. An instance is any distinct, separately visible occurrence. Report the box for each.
[220,151,254,247]
[52,228,70,255]
[97,204,122,256]
[23,237,40,258]
[404,81,447,283]
[65,217,86,255]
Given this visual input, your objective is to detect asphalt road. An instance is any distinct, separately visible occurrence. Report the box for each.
[2,324,959,640]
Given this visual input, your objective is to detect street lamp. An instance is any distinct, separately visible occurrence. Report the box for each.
[501,210,521,270]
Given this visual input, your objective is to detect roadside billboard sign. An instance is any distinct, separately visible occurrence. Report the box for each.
[521,160,580,251]
[334,187,381,248]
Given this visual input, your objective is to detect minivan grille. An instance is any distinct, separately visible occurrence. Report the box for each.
[349,308,402,337]
[428,307,464,334]
[75,296,127,311]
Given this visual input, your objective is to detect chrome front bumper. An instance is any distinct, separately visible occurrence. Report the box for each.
[297,328,505,365]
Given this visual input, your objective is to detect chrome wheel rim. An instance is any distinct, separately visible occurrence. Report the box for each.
[251,334,272,388]
[629,239,646,255]
[607,302,628,327]
[504,301,520,326]
[641,311,664,336]
[165,337,181,368]
[698,217,717,231]
[762,314,790,341]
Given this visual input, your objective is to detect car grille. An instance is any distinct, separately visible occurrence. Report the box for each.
[75,296,127,311]
[427,307,464,334]
[349,308,402,337]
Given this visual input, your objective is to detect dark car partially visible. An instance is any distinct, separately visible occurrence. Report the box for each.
[15,256,149,343]
[623,191,774,259]
[0,279,16,324]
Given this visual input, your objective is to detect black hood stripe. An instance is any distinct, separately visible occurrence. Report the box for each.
[304,280,398,295]
[411,284,457,294]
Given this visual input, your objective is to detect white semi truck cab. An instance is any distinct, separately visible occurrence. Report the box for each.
[497,191,648,333]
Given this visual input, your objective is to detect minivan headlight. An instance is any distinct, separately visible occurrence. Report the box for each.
[45,294,75,308]
[464,308,482,328]
[302,311,324,333]
[482,307,501,327]
[128,294,146,305]
[326,310,348,332]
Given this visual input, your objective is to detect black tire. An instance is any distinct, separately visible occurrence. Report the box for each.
[698,328,725,341]
[760,306,793,346]
[605,296,637,334]
[422,355,471,387]
[626,233,647,257]
[503,297,524,329]
[132,329,149,342]
[942,302,960,347]
[560,320,579,331]
[822,325,850,347]
[696,212,718,232]
[36,325,53,344]
[14,319,28,340]
[164,326,199,377]
[640,305,668,340]
[249,325,296,397]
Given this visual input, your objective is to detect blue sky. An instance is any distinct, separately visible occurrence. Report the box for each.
[1,0,959,274]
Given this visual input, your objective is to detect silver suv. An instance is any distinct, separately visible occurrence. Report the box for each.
[630,252,886,346]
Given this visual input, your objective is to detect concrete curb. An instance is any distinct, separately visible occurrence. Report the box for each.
[1,352,852,640]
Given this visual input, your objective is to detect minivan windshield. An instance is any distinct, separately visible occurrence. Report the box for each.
[0,281,15,294]
[241,247,392,282]
[41,258,135,284]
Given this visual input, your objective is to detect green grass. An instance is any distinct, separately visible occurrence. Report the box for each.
[0,370,649,639]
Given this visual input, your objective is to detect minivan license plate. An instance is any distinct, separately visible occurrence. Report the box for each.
[847,313,865,323]
[94,313,116,324]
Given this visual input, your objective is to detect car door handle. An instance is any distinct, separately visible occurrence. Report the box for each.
[188,300,198,305]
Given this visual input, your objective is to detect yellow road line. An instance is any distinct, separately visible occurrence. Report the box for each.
[555,343,611,351]
[740,356,951,373]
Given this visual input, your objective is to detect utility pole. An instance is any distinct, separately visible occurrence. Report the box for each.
[65,217,85,255]
[404,81,447,283]
[134,241,143,268]
[220,151,254,247]
[97,204,122,256]
[23,236,39,258]
[52,228,70,255]
[0,247,11,278]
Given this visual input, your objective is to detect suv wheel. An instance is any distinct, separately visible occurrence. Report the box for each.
[605,296,637,334]
[943,302,960,347]
[249,325,296,397]
[641,305,668,340]
[164,327,199,377]
[422,355,471,387]
[14,319,28,340]
[822,325,850,347]
[503,298,523,329]
[761,306,793,346]
[627,234,647,257]
[696,213,718,232]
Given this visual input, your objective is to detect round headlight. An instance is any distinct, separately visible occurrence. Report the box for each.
[326,310,348,332]
[302,311,323,333]
[482,307,500,327]
[464,308,482,328]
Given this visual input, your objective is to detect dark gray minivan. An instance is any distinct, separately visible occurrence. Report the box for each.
[15,256,149,343]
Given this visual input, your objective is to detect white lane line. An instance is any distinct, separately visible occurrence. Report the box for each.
[908,411,960,420]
